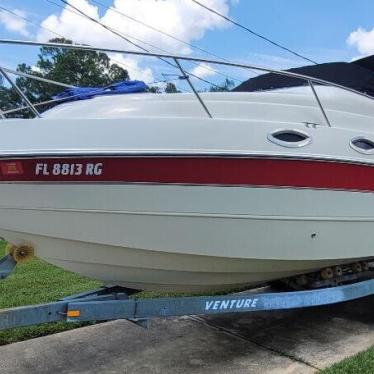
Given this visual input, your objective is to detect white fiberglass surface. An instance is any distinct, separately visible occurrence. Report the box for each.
[2,183,374,218]
[40,87,374,123]
[2,117,374,166]
[1,184,374,261]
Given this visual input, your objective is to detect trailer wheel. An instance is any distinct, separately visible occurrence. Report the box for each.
[320,267,334,280]
[333,266,343,277]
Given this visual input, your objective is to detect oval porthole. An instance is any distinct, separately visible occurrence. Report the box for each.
[267,129,311,148]
[350,137,374,154]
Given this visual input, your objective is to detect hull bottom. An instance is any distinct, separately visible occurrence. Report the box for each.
[1,229,371,292]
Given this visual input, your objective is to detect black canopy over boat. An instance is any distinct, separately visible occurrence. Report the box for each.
[233,55,374,96]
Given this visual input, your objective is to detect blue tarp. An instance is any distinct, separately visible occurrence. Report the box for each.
[53,80,147,102]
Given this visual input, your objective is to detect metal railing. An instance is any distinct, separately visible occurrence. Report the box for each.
[1,39,374,127]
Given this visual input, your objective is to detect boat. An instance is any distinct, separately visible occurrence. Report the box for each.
[1,40,374,292]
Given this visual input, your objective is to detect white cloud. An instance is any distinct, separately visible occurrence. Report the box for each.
[108,53,154,83]
[347,27,374,55]
[0,9,30,37]
[191,62,217,78]
[37,0,233,82]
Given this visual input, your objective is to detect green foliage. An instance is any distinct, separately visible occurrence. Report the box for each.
[321,346,374,374]
[146,82,180,94]
[164,82,180,93]
[32,38,129,91]
[0,86,18,113]
[1,38,130,117]
[147,85,161,93]
[209,78,235,92]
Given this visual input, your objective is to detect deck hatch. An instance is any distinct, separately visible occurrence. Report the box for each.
[350,137,374,154]
[267,129,311,148]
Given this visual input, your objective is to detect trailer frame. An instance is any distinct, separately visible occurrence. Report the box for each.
[2,271,374,331]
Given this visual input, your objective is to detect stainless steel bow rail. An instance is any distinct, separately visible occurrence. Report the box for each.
[2,39,374,126]
[1,252,374,331]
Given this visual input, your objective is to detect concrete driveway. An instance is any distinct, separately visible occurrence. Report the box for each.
[1,296,374,374]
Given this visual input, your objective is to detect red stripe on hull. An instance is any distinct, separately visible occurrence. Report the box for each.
[0,156,373,192]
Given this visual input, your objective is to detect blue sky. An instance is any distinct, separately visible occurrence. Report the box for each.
[0,0,373,89]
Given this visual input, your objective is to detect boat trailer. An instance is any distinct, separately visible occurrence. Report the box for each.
[1,253,374,331]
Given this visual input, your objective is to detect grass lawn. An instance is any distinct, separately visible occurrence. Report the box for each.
[321,346,374,374]
[0,242,101,345]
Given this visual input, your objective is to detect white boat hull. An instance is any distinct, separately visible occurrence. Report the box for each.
[1,183,373,291]
[0,229,366,291]
[1,91,374,290]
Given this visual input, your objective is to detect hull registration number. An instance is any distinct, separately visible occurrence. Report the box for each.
[35,163,103,176]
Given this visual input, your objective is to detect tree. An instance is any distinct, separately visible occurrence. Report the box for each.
[147,86,161,93]
[164,82,180,93]
[0,86,17,114]
[1,38,130,117]
[146,82,180,94]
[18,38,129,101]
[209,78,235,92]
